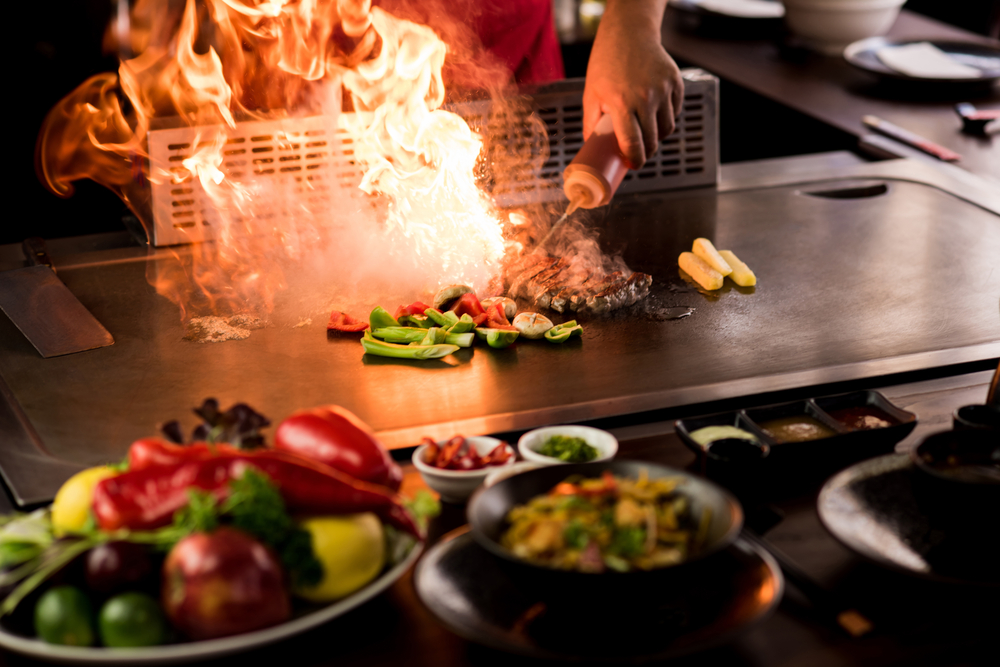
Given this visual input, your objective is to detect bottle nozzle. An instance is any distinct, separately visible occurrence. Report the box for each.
[565,183,594,216]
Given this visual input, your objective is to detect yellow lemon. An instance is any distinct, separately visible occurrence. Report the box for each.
[51,467,115,536]
[296,513,385,602]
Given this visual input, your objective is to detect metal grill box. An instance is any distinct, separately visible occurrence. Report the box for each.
[145,70,719,246]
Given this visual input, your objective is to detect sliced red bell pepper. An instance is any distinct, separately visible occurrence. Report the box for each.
[92,449,421,537]
[450,293,484,317]
[484,303,518,331]
[327,310,370,333]
[273,405,403,491]
[393,301,434,320]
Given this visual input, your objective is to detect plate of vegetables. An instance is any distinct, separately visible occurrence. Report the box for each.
[0,400,435,664]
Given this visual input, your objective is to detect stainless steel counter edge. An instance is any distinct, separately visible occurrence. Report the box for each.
[372,342,1000,448]
[718,154,1000,215]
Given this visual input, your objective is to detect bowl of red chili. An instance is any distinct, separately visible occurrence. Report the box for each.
[413,436,515,503]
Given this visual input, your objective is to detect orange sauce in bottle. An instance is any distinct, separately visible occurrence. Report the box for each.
[562,114,628,212]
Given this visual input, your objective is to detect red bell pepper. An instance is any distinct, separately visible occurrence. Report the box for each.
[273,405,403,490]
[450,293,489,327]
[327,310,369,333]
[92,449,421,537]
[393,301,434,320]
[128,438,240,471]
[484,303,517,331]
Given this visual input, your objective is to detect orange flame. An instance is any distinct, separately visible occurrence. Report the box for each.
[38,0,507,321]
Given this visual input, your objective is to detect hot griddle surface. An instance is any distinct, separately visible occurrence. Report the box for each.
[1,176,998,504]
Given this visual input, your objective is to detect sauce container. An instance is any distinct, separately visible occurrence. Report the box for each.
[562,114,629,214]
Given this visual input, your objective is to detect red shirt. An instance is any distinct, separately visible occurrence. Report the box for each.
[375,0,565,85]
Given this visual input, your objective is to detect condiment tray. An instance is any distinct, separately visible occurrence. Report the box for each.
[414,527,782,662]
[675,390,916,476]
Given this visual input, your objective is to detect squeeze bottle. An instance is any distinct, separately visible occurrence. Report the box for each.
[562,114,629,214]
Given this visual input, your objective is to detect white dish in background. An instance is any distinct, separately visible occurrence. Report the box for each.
[412,437,516,503]
[517,425,618,465]
[781,0,905,55]
[674,0,784,19]
[844,37,1000,84]
[0,539,422,665]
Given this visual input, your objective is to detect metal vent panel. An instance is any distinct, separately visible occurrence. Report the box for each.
[146,69,718,245]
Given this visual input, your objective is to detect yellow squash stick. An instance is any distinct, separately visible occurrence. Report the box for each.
[678,252,724,291]
[692,238,732,276]
[719,250,757,287]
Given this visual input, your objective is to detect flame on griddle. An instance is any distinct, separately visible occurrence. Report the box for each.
[37,0,543,323]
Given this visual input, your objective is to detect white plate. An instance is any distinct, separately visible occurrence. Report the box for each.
[844,37,1000,84]
[0,539,422,665]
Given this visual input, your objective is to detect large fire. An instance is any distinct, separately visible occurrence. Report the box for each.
[37,0,512,321]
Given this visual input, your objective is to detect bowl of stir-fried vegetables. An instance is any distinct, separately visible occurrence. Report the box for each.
[467,461,743,603]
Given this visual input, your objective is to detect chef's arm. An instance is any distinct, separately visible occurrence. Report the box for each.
[582,0,684,168]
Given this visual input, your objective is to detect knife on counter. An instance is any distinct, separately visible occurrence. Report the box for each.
[0,237,114,358]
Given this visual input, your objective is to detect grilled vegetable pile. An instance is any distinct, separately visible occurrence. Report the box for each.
[328,285,585,361]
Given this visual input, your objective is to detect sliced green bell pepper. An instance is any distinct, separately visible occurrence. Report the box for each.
[474,328,519,348]
[446,313,476,334]
[369,306,400,330]
[361,331,458,359]
[372,327,473,347]
[398,314,433,328]
[417,327,448,346]
[544,320,583,343]
[425,308,460,329]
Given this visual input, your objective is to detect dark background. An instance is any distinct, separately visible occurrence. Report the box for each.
[8,0,999,247]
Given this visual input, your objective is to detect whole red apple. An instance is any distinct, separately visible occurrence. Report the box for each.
[162,527,290,640]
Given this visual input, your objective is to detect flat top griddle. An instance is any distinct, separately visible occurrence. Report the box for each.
[1,160,998,505]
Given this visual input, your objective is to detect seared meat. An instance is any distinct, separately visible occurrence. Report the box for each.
[508,257,557,299]
[523,259,569,302]
[502,254,653,316]
[586,272,653,315]
[571,271,622,312]
[540,269,589,311]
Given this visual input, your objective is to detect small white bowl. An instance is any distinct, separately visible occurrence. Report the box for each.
[412,436,516,503]
[517,425,618,465]
[781,0,904,55]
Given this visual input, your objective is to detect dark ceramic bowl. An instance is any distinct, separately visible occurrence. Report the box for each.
[952,404,1000,431]
[907,430,1000,572]
[910,430,1000,489]
[466,460,743,607]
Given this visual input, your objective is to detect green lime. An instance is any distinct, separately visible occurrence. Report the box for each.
[98,592,168,648]
[34,586,96,646]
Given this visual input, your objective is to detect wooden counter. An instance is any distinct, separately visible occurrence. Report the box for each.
[1,367,997,666]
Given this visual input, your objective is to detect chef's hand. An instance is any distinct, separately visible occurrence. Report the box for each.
[582,0,683,169]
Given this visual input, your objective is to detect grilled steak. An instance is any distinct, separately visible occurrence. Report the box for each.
[523,259,570,303]
[508,257,557,299]
[571,271,622,312]
[585,272,653,315]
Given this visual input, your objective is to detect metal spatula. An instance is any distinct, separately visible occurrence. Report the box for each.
[0,238,114,357]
